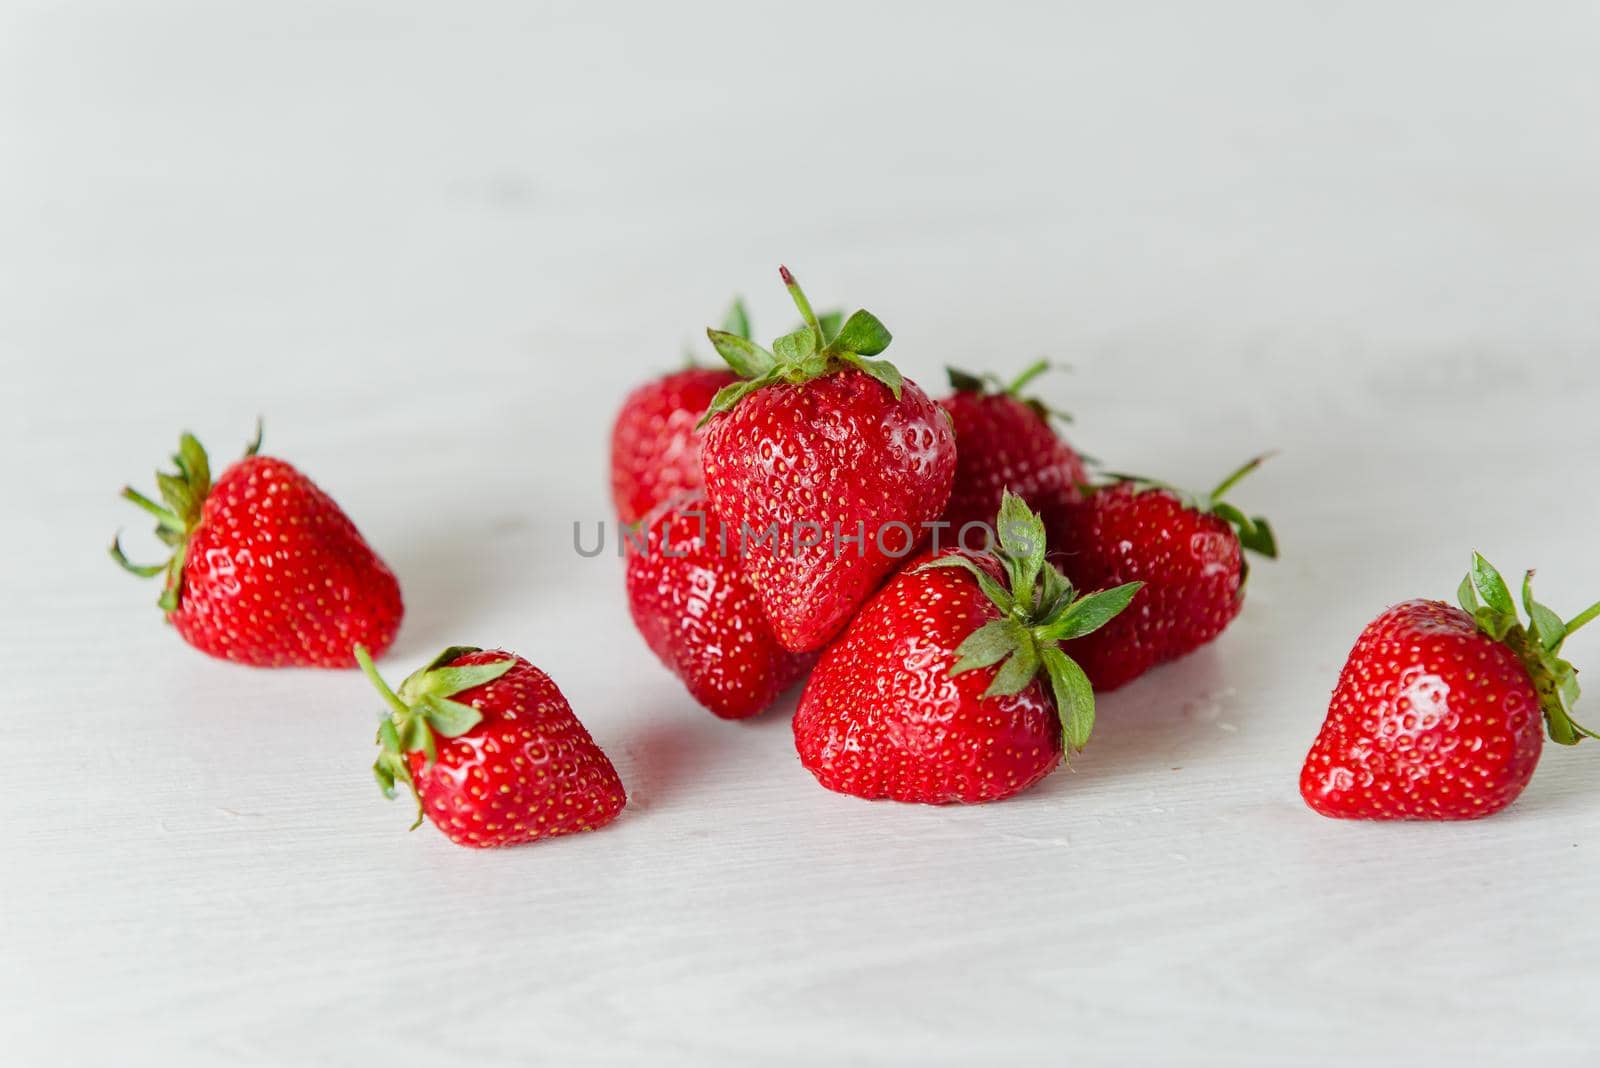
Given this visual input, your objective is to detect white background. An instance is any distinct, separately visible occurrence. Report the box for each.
[4,2,1599,1064]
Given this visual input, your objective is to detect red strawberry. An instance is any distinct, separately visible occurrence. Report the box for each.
[625,492,813,719]
[360,645,626,847]
[609,300,751,524]
[1301,555,1599,820]
[1049,457,1277,690]
[111,426,402,668]
[610,366,737,525]
[794,493,1141,804]
[699,267,957,653]
[939,361,1087,537]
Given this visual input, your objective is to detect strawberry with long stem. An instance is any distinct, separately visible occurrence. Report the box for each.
[699,267,957,653]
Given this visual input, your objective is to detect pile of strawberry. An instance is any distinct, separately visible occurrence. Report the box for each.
[112,267,1598,849]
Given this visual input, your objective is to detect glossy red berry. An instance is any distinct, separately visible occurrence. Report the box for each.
[938,362,1086,537]
[1049,459,1276,690]
[794,493,1141,804]
[625,492,812,719]
[112,428,402,668]
[1301,557,1599,820]
[699,268,956,653]
[363,646,626,847]
[610,366,737,525]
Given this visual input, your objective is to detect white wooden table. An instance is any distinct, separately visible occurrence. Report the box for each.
[4,3,1598,1064]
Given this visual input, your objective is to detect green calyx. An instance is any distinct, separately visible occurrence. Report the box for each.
[698,266,902,425]
[916,490,1143,758]
[109,421,263,613]
[947,359,1073,425]
[683,297,754,367]
[1456,553,1600,747]
[1098,454,1279,562]
[358,644,515,829]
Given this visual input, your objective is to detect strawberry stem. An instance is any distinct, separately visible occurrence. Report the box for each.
[1007,359,1053,395]
[1565,600,1600,637]
[1210,452,1276,501]
[356,644,409,719]
[779,265,824,349]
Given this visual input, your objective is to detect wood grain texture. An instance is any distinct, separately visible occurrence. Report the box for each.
[3,2,1599,1064]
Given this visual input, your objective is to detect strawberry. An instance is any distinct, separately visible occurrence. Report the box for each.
[111,426,402,668]
[1301,555,1599,820]
[938,361,1087,538]
[360,645,626,847]
[1049,457,1277,690]
[625,492,813,719]
[608,300,750,525]
[699,267,957,653]
[794,492,1141,804]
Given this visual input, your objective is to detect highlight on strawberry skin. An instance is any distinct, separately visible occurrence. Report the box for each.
[1300,554,1600,821]
[360,645,626,848]
[110,423,402,668]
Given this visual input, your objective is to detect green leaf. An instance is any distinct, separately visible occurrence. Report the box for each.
[1040,647,1095,752]
[376,718,403,751]
[155,472,195,522]
[772,326,818,364]
[373,760,396,799]
[421,695,484,738]
[397,716,431,754]
[825,309,893,357]
[947,366,987,393]
[721,298,751,340]
[984,636,1041,698]
[1522,572,1567,652]
[1212,503,1278,559]
[1457,574,1479,615]
[176,433,210,498]
[816,310,843,344]
[421,645,484,672]
[840,354,903,398]
[950,618,1026,675]
[1475,607,1514,642]
[109,535,166,577]
[1038,564,1074,620]
[995,491,1047,597]
[403,658,515,702]
[1470,553,1515,616]
[1041,581,1144,642]
[706,329,777,379]
[1558,667,1580,710]
[698,377,771,426]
